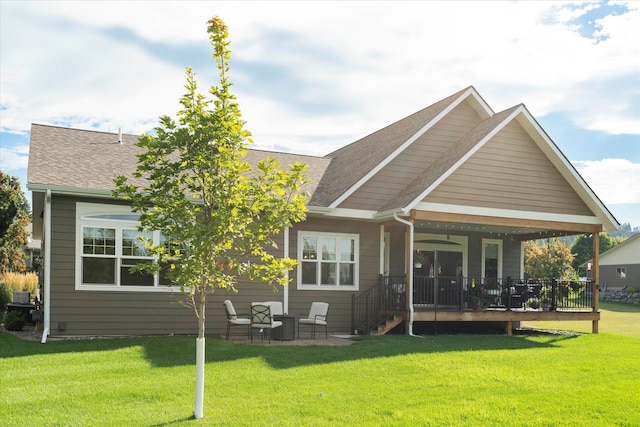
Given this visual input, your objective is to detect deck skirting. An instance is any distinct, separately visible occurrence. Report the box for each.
[411,309,600,334]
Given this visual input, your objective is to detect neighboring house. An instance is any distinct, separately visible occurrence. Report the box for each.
[598,233,640,289]
[23,223,42,272]
[27,86,618,340]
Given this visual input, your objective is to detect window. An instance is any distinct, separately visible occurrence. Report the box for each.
[76,203,174,291]
[297,231,359,290]
[617,268,626,279]
[481,239,503,281]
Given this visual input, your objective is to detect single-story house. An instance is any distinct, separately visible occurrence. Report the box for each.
[598,233,640,289]
[28,86,618,341]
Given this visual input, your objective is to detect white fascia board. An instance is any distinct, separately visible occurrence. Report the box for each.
[415,202,604,225]
[323,208,378,219]
[374,207,409,219]
[328,87,485,209]
[307,205,378,220]
[405,106,524,212]
[27,184,113,199]
[515,110,620,230]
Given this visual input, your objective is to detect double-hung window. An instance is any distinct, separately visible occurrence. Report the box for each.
[76,202,173,291]
[297,231,359,290]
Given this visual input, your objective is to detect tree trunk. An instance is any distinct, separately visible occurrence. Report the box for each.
[194,291,206,419]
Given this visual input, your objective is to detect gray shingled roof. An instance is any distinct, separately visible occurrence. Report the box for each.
[27,124,331,199]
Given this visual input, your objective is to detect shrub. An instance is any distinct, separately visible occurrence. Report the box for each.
[0,282,11,312]
[3,310,26,331]
[526,298,541,309]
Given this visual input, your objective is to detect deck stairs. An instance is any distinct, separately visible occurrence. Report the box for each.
[374,313,405,335]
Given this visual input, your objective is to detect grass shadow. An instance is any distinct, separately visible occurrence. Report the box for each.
[1,328,579,371]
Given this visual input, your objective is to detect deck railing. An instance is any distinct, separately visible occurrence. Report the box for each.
[353,275,594,334]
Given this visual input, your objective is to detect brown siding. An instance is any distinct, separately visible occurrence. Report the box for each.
[48,196,379,336]
[49,196,198,336]
[339,101,484,210]
[287,217,381,334]
[426,121,593,216]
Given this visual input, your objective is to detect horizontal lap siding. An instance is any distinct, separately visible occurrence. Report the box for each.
[49,196,375,336]
[49,196,286,336]
[286,218,381,333]
[340,102,483,210]
[427,122,593,216]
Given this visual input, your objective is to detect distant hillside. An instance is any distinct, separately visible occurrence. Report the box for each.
[558,223,639,247]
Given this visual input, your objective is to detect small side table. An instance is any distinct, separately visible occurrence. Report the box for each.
[273,315,296,340]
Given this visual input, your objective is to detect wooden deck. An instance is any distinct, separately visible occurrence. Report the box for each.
[411,308,600,335]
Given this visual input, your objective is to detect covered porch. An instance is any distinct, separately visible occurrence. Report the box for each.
[353,209,605,336]
[352,275,599,336]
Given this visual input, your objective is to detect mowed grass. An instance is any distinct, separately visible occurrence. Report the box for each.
[525,300,640,337]
[2,304,639,426]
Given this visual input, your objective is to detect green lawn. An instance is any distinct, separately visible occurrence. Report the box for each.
[2,304,640,426]
[525,300,640,337]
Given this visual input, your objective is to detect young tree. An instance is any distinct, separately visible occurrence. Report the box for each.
[0,171,30,272]
[524,238,575,280]
[113,17,308,419]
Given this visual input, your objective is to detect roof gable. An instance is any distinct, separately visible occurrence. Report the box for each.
[600,233,640,265]
[336,97,493,211]
[423,110,594,216]
[309,86,492,207]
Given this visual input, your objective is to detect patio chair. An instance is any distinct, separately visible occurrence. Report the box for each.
[298,302,329,339]
[223,300,251,340]
[250,303,283,343]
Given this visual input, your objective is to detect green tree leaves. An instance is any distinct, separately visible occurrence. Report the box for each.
[112,17,308,334]
[0,172,30,272]
[524,238,575,280]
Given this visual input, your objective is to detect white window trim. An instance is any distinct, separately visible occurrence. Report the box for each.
[481,238,503,280]
[75,202,174,292]
[297,231,359,291]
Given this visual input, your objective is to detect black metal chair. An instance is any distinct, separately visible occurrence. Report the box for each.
[250,303,283,343]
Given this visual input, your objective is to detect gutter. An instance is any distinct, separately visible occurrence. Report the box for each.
[41,189,51,343]
[393,212,419,337]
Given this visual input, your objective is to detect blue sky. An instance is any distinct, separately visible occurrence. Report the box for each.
[1,1,639,226]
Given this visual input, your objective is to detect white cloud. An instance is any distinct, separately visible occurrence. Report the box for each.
[1,1,639,225]
[1,0,638,145]
[573,158,640,205]
[0,144,29,171]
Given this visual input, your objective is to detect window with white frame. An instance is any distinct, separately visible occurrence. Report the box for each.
[297,231,359,290]
[76,203,175,291]
[481,239,503,281]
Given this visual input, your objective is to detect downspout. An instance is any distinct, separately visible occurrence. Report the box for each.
[283,227,290,314]
[393,212,418,337]
[41,189,51,343]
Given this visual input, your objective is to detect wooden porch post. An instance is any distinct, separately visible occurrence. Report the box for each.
[592,230,600,334]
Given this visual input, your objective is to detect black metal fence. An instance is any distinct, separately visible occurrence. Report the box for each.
[352,275,594,334]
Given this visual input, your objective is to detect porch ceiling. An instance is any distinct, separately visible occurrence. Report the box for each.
[413,220,589,241]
